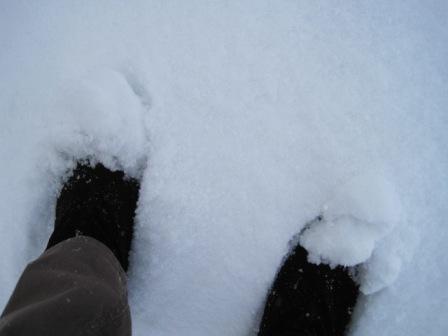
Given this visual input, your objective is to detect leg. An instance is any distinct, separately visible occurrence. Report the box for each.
[258,244,359,336]
[0,236,131,336]
[0,162,139,336]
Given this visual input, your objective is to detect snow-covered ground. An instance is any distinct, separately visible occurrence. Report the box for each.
[1,1,447,335]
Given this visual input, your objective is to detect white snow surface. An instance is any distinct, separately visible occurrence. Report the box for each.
[0,1,447,335]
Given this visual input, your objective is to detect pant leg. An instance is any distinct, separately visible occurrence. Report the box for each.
[0,236,131,336]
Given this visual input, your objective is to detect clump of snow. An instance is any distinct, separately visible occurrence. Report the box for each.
[301,215,379,267]
[300,172,399,266]
[299,171,415,293]
[46,69,150,178]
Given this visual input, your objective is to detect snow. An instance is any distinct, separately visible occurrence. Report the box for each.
[299,171,415,294]
[1,1,447,335]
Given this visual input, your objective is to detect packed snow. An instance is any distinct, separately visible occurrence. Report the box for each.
[0,1,447,335]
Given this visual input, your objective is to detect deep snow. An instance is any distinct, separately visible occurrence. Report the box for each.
[0,1,447,335]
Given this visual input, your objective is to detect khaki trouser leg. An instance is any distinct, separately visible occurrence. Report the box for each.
[0,236,131,336]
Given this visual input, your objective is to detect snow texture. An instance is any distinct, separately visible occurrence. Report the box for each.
[0,1,447,335]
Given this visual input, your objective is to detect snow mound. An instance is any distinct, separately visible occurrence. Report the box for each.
[300,171,414,293]
[301,215,378,267]
[45,69,150,179]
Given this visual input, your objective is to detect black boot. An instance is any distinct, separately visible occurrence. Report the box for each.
[258,244,359,336]
[47,162,140,272]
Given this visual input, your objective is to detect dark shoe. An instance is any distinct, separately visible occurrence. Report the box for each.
[47,162,140,272]
[258,244,359,336]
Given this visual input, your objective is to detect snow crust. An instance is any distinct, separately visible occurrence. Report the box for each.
[0,1,447,335]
